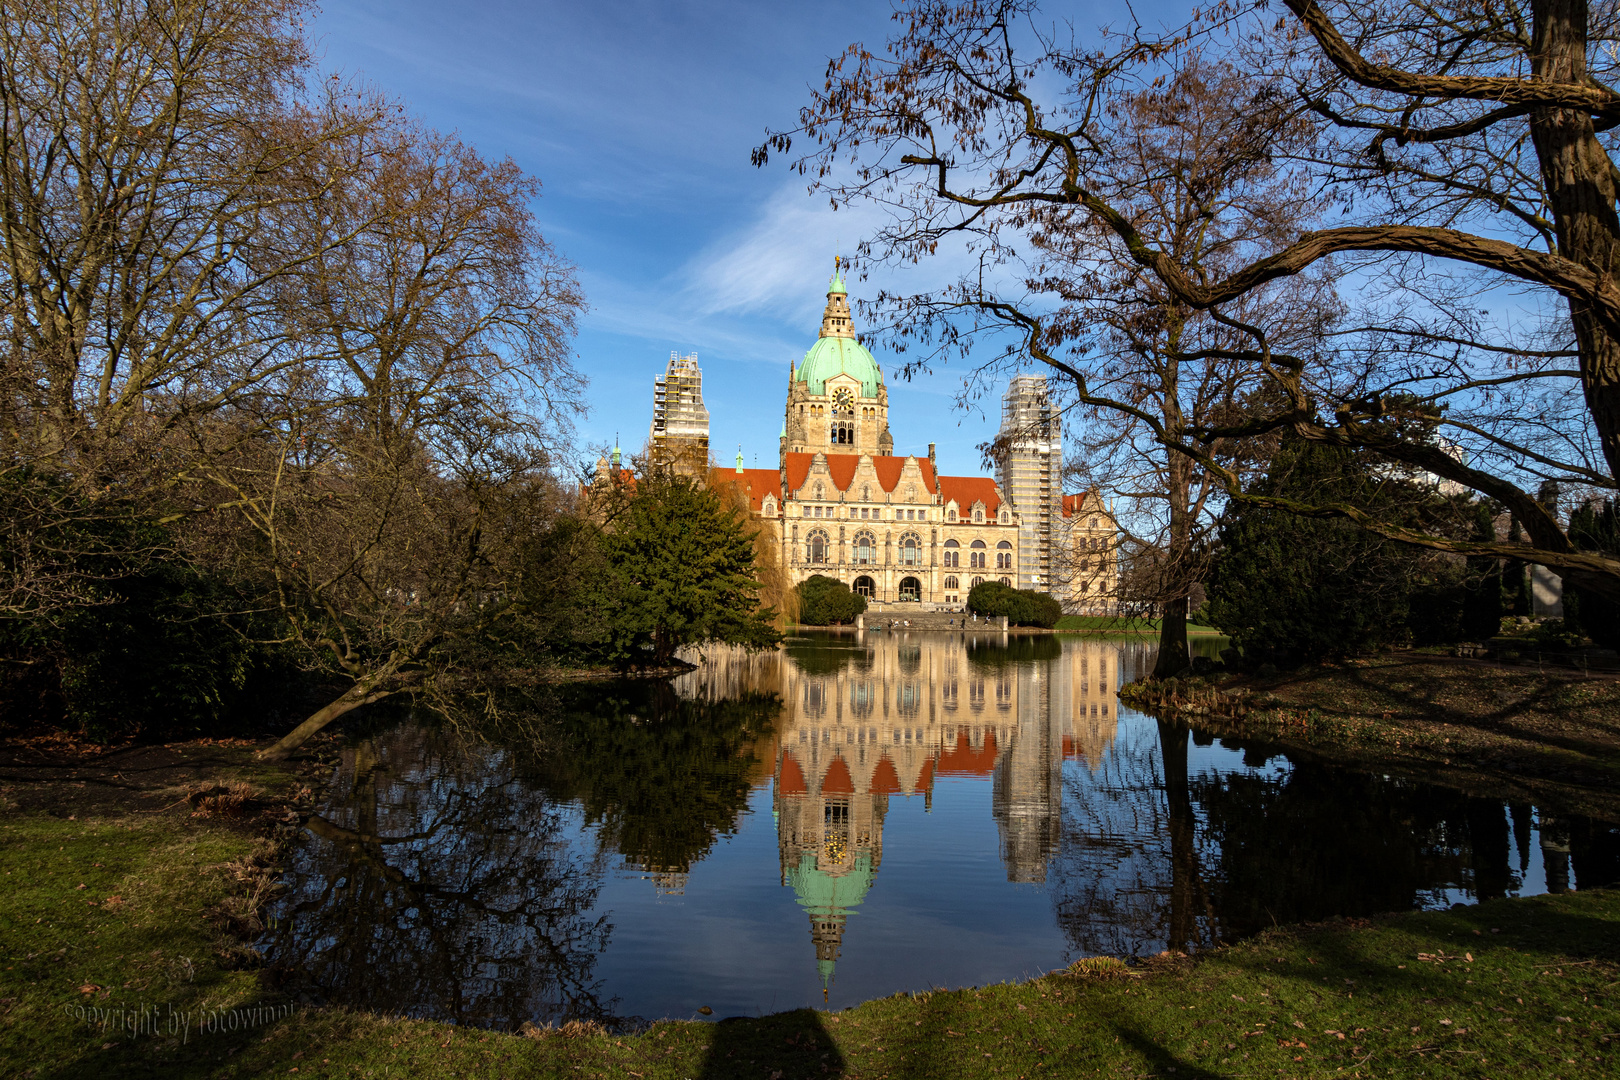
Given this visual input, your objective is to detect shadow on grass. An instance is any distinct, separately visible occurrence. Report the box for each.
[697,1007,847,1079]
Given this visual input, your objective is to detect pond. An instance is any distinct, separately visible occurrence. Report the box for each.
[263,630,1620,1030]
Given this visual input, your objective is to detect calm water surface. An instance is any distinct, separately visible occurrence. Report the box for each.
[264,631,1620,1029]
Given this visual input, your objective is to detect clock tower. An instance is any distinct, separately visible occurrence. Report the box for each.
[783,261,893,456]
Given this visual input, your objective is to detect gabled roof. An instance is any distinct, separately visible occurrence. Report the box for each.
[939,476,1003,515]
[826,454,859,492]
[708,467,783,512]
[871,455,936,494]
[784,452,939,497]
[1062,491,1108,519]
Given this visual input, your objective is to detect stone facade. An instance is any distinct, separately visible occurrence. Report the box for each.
[1057,491,1119,614]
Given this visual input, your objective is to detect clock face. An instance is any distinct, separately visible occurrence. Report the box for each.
[832,388,855,410]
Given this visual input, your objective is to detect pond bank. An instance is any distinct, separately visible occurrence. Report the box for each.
[2,734,1615,1079]
[1121,654,1620,819]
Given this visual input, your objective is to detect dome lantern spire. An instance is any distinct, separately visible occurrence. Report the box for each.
[820,257,854,340]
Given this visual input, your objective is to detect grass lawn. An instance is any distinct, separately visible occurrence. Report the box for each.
[1,747,1615,1079]
[1054,615,1221,635]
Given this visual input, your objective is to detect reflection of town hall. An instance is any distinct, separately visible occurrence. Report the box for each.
[674,635,1124,996]
[639,263,1118,612]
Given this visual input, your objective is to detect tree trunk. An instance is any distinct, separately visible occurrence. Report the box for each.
[1153,594,1191,678]
[257,679,398,761]
[1531,0,1620,480]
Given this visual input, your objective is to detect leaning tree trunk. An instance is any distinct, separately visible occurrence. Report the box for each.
[1531,0,1620,480]
[258,672,400,761]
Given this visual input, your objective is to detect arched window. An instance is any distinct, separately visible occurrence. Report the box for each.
[1089,515,1098,529]
[898,576,922,601]
[970,575,984,588]
[944,575,959,590]
[1000,509,1009,523]
[998,576,1011,587]
[854,532,875,564]
[995,539,1013,569]
[853,575,875,597]
[969,539,987,569]
[943,538,959,567]
[1080,580,1089,593]
[762,496,776,516]
[947,508,958,522]
[807,531,828,564]
[814,481,824,500]
[900,534,920,565]
[973,507,984,523]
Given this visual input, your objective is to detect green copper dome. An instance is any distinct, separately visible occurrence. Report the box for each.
[797,337,882,397]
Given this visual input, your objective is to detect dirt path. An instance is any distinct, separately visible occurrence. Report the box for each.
[0,732,338,822]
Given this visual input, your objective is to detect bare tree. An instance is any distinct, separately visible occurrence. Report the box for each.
[0,0,387,615]
[754,0,1620,603]
[0,0,590,750]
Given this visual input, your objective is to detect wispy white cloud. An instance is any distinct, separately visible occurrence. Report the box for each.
[682,183,888,321]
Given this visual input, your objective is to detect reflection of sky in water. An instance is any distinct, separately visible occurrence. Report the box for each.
[267,631,1617,1028]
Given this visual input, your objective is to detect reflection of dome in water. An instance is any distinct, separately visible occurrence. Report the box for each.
[787,850,875,991]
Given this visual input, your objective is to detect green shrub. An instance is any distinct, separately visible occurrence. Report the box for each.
[795,574,866,625]
[1206,442,1482,666]
[966,581,1061,627]
[0,476,302,742]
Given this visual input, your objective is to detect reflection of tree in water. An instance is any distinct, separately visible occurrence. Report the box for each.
[965,634,1062,670]
[1048,719,1189,960]
[1048,716,1620,961]
[264,725,615,1030]
[1190,758,1477,939]
[538,680,779,877]
[783,636,870,677]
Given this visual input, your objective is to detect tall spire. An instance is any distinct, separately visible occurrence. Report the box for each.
[820,256,855,340]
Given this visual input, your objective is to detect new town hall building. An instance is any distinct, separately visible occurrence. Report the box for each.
[637,265,1117,612]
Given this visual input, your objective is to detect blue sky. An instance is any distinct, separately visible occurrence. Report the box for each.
[309,0,1141,480]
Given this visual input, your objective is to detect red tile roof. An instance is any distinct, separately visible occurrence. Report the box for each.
[939,475,1002,515]
[778,752,807,795]
[1062,491,1109,519]
[871,756,902,797]
[871,454,936,493]
[822,755,855,795]
[826,454,859,492]
[936,729,999,776]
[708,467,783,513]
[783,452,940,498]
